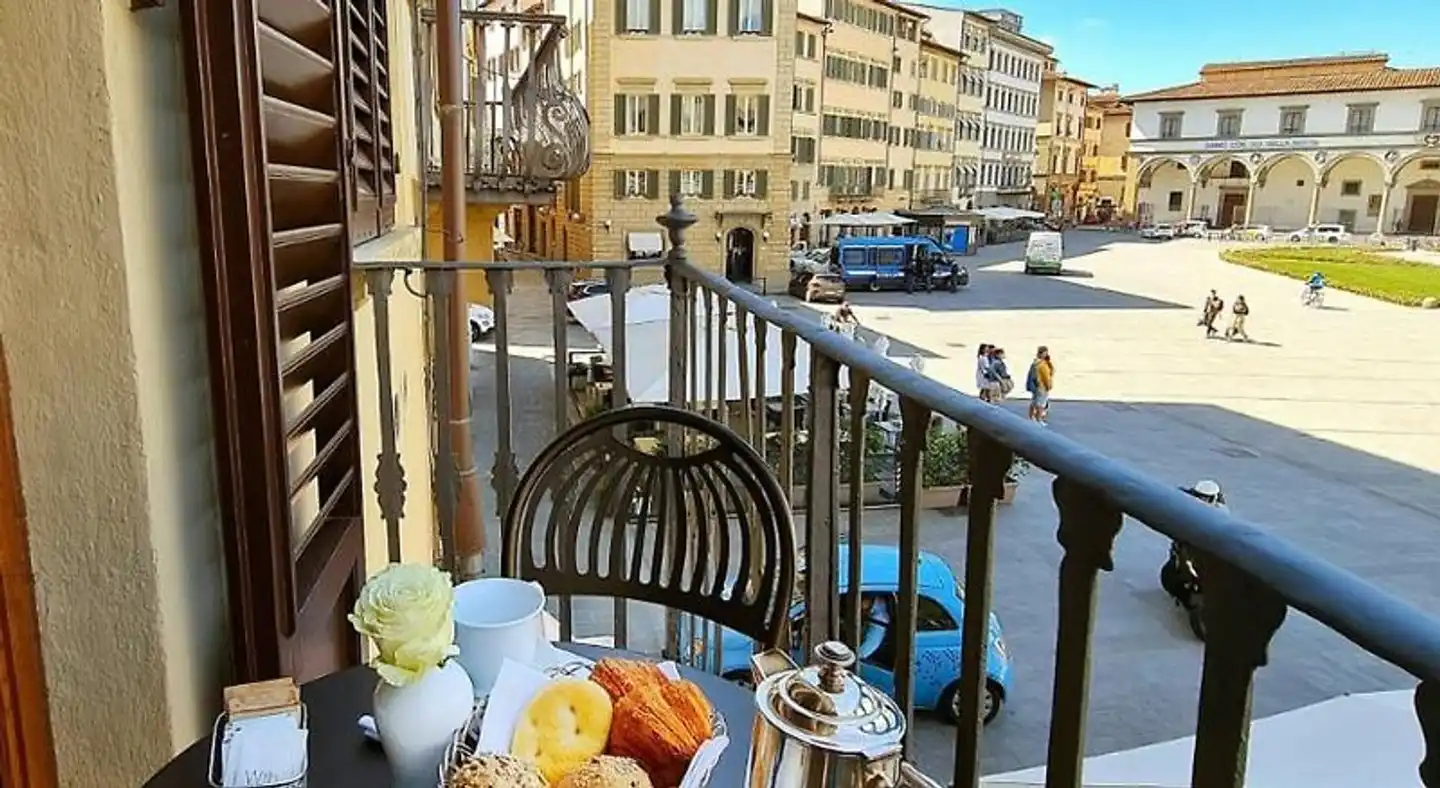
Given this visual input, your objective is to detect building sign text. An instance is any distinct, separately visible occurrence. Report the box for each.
[1201,138,1320,152]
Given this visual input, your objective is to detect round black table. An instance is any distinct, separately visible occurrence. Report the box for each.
[144,643,755,787]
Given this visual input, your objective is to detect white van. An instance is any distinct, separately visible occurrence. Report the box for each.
[1023,231,1064,275]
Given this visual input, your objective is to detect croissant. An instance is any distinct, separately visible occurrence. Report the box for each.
[608,685,703,788]
[590,658,668,702]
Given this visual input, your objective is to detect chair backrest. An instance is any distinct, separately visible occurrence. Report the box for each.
[503,405,797,649]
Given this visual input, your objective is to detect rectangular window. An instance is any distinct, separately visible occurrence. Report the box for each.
[1159,112,1183,140]
[1422,104,1440,132]
[1341,180,1362,197]
[1216,110,1242,138]
[626,0,651,31]
[624,94,651,134]
[737,0,763,33]
[678,94,706,135]
[1167,191,1183,211]
[679,170,705,197]
[735,169,758,197]
[682,0,708,32]
[734,94,760,135]
[1367,193,1383,217]
[1346,104,1376,134]
[1280,107,1307,135]
[624,169,649,198]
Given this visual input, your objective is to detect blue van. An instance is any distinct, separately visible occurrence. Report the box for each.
[675,543,1012,725]
[830,237,970,292]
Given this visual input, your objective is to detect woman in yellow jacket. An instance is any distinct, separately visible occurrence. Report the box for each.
[1026,346,1054,424]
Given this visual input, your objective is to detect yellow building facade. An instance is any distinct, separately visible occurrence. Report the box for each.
[790,13,826,244]
[912,37,964,206]
[1087,88,1138,220]
[1035,65,1094,220]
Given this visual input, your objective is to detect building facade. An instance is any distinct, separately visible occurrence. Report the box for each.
[973,9,1049,207]
[912,36,965,207]
[1129,54,1440,234]
[1035,64,1094,219]
[1085,86,1138,221]
[539,0,798,281]
[790,12,826,244]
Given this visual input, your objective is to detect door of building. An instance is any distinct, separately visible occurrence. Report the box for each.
[1407,194,1439,234]
[1218,191,1246,228]
[0,338,59,788]
[180,0,392,683]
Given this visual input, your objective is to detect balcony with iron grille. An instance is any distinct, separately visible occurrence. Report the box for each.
[354,198,1440,786]
[421,9,590,204]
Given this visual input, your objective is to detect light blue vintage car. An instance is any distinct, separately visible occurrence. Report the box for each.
[678,543,1012,724]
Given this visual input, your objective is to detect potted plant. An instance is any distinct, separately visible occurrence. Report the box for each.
[767,422,891,509]
[919,427,1025,509]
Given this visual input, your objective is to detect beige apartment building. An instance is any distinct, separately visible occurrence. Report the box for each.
[790,12,826,244]
[1085,87,1138,220]
[912,36,965,207]
[1035,63,1094,219]
[533,0,798,281]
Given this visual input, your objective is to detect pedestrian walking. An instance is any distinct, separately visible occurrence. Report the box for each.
[987,347,1014,401]
[975,343,995,401]
[1026,346,1054,424]
[1199,290,1224,338]
[1225,295,1251,342]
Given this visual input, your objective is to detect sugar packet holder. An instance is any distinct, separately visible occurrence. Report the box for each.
[207,705,309,788]
[472,658,728,788]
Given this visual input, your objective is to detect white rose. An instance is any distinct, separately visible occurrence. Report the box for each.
[348,564,459,687]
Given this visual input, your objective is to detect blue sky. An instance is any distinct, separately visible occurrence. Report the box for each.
[935,0,1440,94]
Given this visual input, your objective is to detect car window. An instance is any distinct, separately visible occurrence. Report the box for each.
[873,247,904,268]
[840,248,867,267]
[917,595,958,631]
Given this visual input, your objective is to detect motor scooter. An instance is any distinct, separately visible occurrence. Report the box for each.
[1160,480,1227,640]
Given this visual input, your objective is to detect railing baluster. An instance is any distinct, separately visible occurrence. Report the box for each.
[660,196,696,660]
[485,269,519,528]
[735,305,752,446]
[426,269,459,576]
[895,397,930,754]
[778,330,797,502]
[689,285,701,412]
[843,368,870,652]
[469,20,483,180]
[953,428,1012,788]
[754,315,767,449]
[716,296,730,432]
[703,289,716,421]
[804,353,841,653]
[606,266,631,408]
[1189,553,1287,788]
[366,268,407,563]
[545,268,573,436]
[1044,477,1124,788]
[1418,681,1440,787]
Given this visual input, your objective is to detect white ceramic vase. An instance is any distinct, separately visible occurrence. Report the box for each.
[373,659,474,788]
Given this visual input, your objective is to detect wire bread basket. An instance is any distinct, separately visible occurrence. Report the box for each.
[437,660,728,787]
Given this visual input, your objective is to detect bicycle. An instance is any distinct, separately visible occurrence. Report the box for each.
[1301,286,1325,308]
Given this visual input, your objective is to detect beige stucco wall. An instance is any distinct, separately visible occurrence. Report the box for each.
[0,2,228,787]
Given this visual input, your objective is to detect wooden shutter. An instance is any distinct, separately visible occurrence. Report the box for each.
[705,0,718,34]
[614,95,628,136]
[757,95,770,136]
[616,0,629,33]
[723,170,735,198]
[645,170,661,199]
[647,94,661,135]
[756,169,768,197]
[669,170,682,197]
[344,0,397,243]
[760,0,773,35]
[648,0,662,34]
[702,170,715,198]
[181,0,367,683]
[727,0,739,34]
[724,95,736,135]
[614,170,627,199]
[703,95,716,135]
[672,0,684,34]
[670,94,682,135]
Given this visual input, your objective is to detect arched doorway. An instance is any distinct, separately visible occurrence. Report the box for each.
[1137,157,1191,223]
[726,227,755,282]
[1198,156,1252,228]
[1392,152,1440,235]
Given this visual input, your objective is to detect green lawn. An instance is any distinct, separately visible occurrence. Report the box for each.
[1219,246,1440,307]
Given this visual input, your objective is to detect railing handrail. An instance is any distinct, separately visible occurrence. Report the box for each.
[672,258,1440,681]
[353,259,665,272]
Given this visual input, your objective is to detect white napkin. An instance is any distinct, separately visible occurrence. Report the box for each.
[475,659,553,754]
[221,713,307,787]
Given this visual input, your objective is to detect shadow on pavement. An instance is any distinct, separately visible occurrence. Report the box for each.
[837,271,1188,311]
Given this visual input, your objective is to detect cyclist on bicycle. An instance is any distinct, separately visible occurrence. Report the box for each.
[1307,271,1326,294]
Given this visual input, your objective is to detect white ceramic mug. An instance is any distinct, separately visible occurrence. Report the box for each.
[453,578,547,697]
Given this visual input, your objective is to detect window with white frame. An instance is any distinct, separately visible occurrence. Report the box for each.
[624,94,650,135]
[1216,110,1242,139]
[679,94,706,135]
[735,169,758,197]
[679,170,705,197]
[734,95,759,135]
[1279,106,1307,135]
[1346,103,1376,134]
[737,0,763,33]
[681,0,708,33]
[1159,112,1183,139]
[626,0,650,31]
[1422,103,1440,133]
[624,169,648,197]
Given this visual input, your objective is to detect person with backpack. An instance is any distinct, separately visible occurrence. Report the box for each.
[1026,346,1054,424]
[987,347,1014,402]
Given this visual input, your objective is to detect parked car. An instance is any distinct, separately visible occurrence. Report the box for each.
[567,278,610,301]
[468,304,495,343]
[1140,224,1176,240]
[1178,219,1209,238]
[1288,224,1353,244]
[1235,224,1273,241]
[787,271,847,303]
[1023,230,1064,275]
[676,543,1013,725]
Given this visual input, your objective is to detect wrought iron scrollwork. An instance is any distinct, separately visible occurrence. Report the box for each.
[497,24,591,187]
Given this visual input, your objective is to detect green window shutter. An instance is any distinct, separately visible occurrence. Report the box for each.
[702,170,715,198]
[670,94,682,135]
[705,0,718,34]
[760,0,773,35]
[724,95,736,135]
[614,95,627,135]
[646,170,661,199]
[757,95,770,136]
[673,0,684,33]
[647,94,661,134]
[616,0,628,32]
[723,170,735,198]
[669,169,681,197]
[727,0,739,34]
[614,170,627,199]
[648,0,661,33]
[756,170,768,198]
[703,95,716,135]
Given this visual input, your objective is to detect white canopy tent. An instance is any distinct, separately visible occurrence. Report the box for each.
[568,285,815,404]
[983,690,1424,788]
[819,212,917,227]
[973,207,1045,221]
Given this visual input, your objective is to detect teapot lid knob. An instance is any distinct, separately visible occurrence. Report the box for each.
[813,641,855,693]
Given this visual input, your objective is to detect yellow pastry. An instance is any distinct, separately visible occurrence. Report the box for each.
[556,755,655,788]
[511,678,615,783]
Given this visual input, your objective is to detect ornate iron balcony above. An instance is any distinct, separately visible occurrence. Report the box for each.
[424,10,592,204]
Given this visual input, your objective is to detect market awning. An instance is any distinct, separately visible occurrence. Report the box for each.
[973,207,1045,221]
[626,231,664,258]
[819,212,917,227]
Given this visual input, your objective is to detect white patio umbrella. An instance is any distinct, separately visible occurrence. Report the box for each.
[983,690,1424,788]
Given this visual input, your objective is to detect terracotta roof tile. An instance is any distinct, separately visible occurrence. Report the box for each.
[1126,67,1440,102]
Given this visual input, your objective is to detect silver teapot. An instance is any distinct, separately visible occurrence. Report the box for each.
[747,641,944,788]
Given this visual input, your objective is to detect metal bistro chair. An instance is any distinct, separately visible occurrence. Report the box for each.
[503,405,798,654]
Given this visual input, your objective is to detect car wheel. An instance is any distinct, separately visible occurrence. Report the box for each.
[722,669,755,690]
[942,679,1004,725]
[1327,236,1340,244]
[470,321,482,344]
